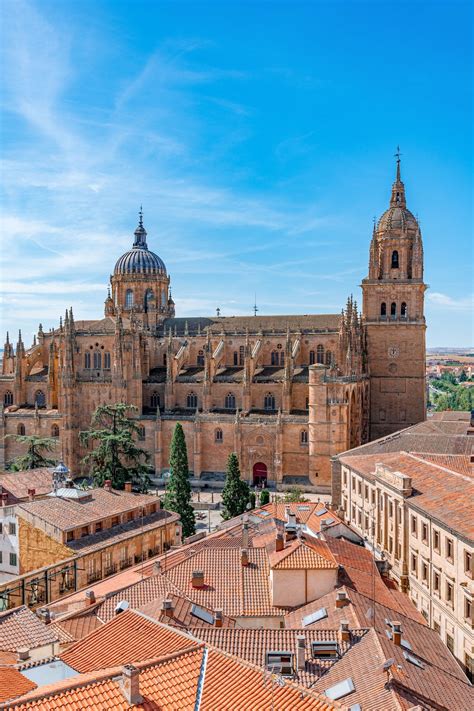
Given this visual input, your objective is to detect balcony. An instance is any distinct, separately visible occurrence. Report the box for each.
[86,571,101,584]
[119,557,133,570]
[104,563,117,577]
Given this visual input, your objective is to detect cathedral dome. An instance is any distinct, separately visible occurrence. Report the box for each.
[377,205,418,234]
[114,210,167,275]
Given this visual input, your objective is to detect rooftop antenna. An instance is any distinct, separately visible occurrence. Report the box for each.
[253,294,259,317]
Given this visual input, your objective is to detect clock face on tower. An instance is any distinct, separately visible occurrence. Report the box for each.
[388,345,400,359]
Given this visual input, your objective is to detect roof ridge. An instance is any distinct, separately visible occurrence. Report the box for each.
[405,452,473,482]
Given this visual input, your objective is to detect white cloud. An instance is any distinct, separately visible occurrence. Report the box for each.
[427,292,473,311]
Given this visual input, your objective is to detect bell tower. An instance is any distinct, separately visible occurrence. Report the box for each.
[362,153,426,439]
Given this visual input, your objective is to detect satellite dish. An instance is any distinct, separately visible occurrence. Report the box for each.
[382,658,395,671]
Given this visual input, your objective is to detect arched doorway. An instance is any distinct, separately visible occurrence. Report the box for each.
[253,462,267,487]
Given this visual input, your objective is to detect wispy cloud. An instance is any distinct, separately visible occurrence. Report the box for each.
[427,292,473,311]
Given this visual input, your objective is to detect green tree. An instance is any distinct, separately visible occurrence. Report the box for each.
[259,489,270,506]
[221,452,250,520]
[248,491,256,510]
[6,435,56,470]
[164,423,195,538]
[459,369,468,382]
[275,486,309,503]
[79,403,150,491]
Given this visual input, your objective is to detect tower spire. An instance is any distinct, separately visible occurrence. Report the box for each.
[390,146,406,208]
[133,206,148,249]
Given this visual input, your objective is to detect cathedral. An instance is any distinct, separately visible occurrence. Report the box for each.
[0,159,426,490]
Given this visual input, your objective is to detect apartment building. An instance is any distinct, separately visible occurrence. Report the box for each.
[333,416,474,680]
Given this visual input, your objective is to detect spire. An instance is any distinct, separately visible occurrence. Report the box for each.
[390,146,406,208]
[133,206,148,249]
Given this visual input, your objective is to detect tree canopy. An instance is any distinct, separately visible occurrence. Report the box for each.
[6,435,57,471]
[221,452,250,520]
[79,403,150,491]
[164,423,195,538]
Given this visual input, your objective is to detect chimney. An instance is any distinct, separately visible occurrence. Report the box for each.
[124,481,132,493]
[191,570,205,589]
[296,635,306,671]
[85,590,96,606]
[392,621,402,646]
[242,522,249,549]
[121,664,142,705]
[38,608,51,625]
[339,620,351,643]
[153,560,161,575]
[215,608,223,628]
[27,488,35,501]
[104,479,112,492]
[240,548,249,567]
[335,590,349,609]
[162,599,174,618]
[275,533,284,552]
[18,648,30,662]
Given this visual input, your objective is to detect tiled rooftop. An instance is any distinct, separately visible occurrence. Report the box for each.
[268,536,338,570]
[0,666,36,704]
[339,451,474,539]
[0,606,59,654]
[7,645,338,710]
[0,469,55,503]
[60,610,197,673]
[18,488,162,531]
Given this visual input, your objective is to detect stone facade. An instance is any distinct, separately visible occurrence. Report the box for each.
[0,161,426,490]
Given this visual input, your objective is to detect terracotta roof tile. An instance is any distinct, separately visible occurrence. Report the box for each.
[0,469,54,503]
[0,667,36,704]
[18,488,162,531]
[7,645,338,710]
[0,606,59,653]
[49,610,103,645]
[60,610,197,673]
[144,593,236,629]
[268,537,338,570]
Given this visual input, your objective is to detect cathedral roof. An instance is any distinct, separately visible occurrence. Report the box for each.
[114,209,167,276]
[160,314,341,336]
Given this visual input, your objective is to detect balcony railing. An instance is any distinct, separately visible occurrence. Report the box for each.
[104,563,117,577]
[119,557,133,570]
[86,571,101,584]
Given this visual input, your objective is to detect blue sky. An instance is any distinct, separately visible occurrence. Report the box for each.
[0,0,472,347]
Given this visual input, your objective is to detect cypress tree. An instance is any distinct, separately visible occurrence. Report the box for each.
[221,452,250,520]
[164,423,195,538]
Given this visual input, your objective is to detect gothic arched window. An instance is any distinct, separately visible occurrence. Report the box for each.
[233,351,238,366]
[104,352,111,369]
[401,302,408,318]
[125,289,134,309]
[391,250,399,269]
[51,424,60,437]
[225,392,236,410]
[300,430,308,445]
[35,390,46,407]
[197,350,205,366]
[150,392,160,409]
[309,350,315,365]
[264,393,275,411]
[381,302,387,317]
[17,423,25,436]
[316,344,324,364]
[84,352,91,369]
[93,351,102,369]
[215,428,223,443]
[187,392,197,409]
[271,351,278,366]
[144,289,154,310]
[3,391,13,406]
[391,302,397,317]
[325,350,332,366]
[138,425,146,441]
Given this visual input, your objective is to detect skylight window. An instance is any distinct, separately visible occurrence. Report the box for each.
[190,604,215,625]
[316,508,328,517]
[349,705,362,711]
[302,607,328,626]
[297,505,311,511]
[324,677,355,700]
[403,651,424,669]
[265,651,294,677]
